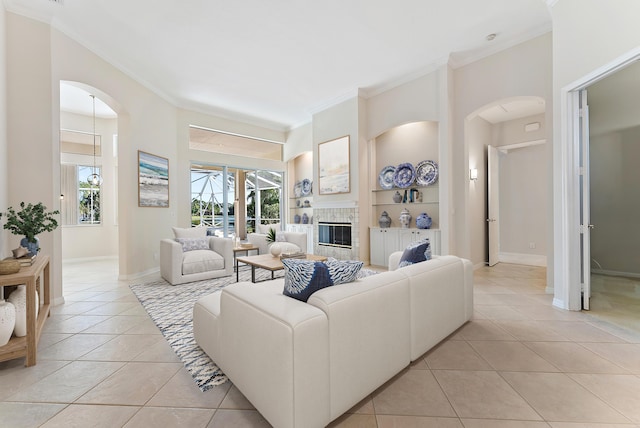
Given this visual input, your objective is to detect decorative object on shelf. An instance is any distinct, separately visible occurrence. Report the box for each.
[302,213,309,224]
[399,208,412,229]
[294,214,301,224]
[409,188,419,203]
[269,243,282,258]
[378,165,396,190]
[318,135,350,195]
[403,189,408,203]
[393,191,403,203]
[0,202,59,255]
[296,200,301,208]
[12,246,29,259]
[0,260,21,275]
[393,163,416,188]
[378,211,392,228]
[415,160,439,186]
[138,150,169,207]
[294,181,302,198]
[0,299,16,346]
[310,215,313,224]
[8,284,38,337]
[416,212,433,229]
[301,178,313,196]
[303,199,311,208]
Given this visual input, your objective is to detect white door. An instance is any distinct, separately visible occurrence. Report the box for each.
[487,145,500,266]
[578,90,592,310]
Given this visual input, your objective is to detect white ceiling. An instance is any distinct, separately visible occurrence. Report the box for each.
[5,0,552,130]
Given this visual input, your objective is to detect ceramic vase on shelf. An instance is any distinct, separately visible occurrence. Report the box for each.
[0,299,16,346]
[392,191,403,203]
[302,213,309,224]
[378,211,391,228]
[416,212,432,229]
[8,285,38,337]
[294,214,301,224]
[20,236,39,255]
[399,208,412,229]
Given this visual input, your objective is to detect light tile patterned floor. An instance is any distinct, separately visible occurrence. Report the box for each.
[1,259,639,427]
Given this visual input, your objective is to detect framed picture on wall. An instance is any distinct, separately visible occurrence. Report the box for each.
[138,150,169,207]
[318,135,350,195]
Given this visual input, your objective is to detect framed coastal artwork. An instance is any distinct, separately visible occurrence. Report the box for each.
[138,150,169,207]
[318,135,350,195]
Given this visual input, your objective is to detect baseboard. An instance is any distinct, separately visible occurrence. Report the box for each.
[473,262,485,270]
[62,255,118,264]
[499,252,547,267]
[52,296,65,306]
[591,268,640,279]
[119,267,159,282]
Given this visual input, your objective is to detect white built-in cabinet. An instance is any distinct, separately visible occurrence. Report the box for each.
[370,227,440,267]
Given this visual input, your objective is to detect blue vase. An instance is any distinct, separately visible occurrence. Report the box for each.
[416,213,432,229]
[20,237,39,255]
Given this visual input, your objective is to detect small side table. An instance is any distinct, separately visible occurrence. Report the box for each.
[0,255,50,367]
[233,245,259,282]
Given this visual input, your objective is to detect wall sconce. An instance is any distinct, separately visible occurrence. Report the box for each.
[469,168,478,181]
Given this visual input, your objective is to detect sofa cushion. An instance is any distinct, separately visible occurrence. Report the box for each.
[172,226,207,239]
[398,239,432,268]
[324,259,364,285]
[282,259,333,302]
[277,242,302,254]
[176,237,210,252]
[275,231,287,242]
[182,249,225,275]
[257,223,281,234]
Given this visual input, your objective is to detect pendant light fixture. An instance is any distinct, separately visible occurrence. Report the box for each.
[87,94,103,186]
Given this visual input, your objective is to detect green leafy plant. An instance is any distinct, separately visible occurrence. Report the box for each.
[0,202,60,243]
[265,227,277,244]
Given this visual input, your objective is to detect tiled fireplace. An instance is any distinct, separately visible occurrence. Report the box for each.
[313,206,359,260]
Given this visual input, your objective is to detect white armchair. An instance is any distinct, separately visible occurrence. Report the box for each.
[247,231,307,255]
[160,227,234,285]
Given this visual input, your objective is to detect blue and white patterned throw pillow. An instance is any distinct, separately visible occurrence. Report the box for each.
[398,238,431,268]
[175,237,210,252]
[282,258,365,302]
[324,259,363,285]
[282,259,332,302]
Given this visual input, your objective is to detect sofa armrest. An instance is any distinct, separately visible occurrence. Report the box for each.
[160,239,183,285]
[282,231,307,253]
[209,236,234,274]
[218,283,330,428]
[247,233,269,254]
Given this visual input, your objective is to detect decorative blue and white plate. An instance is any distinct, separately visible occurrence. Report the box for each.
[301,178,312,196]
[378,166,396,189]
[415,160,438,186]
[393,163,416,188]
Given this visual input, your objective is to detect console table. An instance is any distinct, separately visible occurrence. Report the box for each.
[0,255,50,366]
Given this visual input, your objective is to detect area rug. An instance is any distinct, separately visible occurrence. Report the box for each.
[130,267,378,391]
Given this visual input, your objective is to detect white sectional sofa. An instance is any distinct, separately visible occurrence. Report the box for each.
[193,254,473,428]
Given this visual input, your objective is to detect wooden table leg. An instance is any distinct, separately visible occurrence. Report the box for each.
[25,278,36,367]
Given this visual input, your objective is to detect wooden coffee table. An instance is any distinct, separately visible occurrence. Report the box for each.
[235,253,328,283]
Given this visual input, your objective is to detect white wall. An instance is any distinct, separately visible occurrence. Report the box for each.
[551,0,640,309]
[590,126,640,275]
[0,5,8,259]
[466,117,491,265]
[284,123,312,162]
[60,112,118,260]
[454,33,552,271]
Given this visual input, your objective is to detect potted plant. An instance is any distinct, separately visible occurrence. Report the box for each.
[0,202,60,255]
[265,227,277,244]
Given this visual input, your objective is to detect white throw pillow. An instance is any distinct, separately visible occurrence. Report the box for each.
[257,223,280,234]
[172,226,207,239]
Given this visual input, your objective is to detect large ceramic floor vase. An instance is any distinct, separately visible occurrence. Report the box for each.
[0,299,16,346]
[8,285,38,337]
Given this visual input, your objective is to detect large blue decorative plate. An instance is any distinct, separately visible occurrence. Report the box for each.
[301,178,312,196]
[415,160,438,186]
[393,163,416,188]
[378,166,396,189]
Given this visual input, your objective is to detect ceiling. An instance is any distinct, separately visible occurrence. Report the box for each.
[6,0,552,130]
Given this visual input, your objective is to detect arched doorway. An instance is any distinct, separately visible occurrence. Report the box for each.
[59,81,120,288]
